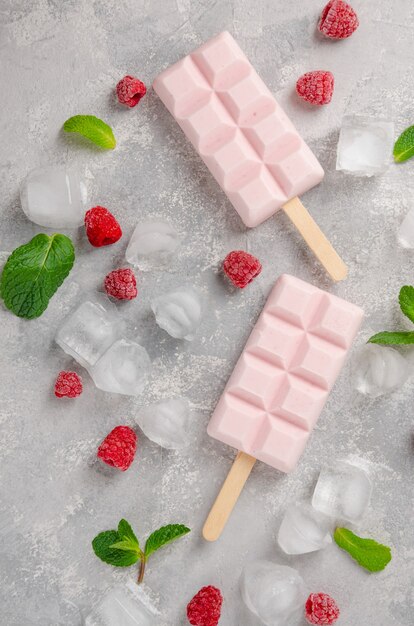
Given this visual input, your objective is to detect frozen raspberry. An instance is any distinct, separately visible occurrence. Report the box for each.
[97,426,137,471]
[116,75,147,107]
[296,71,334,106]
[223,250,262,288]
[54,371,83,398]
[305,593,340,625]
[318,0,359,39]
[187,586,223,626]
[104,268,137,300]
[84,206,122,247]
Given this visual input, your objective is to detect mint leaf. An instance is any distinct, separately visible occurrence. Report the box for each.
[399,285,414,323]
[0,233,75,319]
[144,524,190,558]
[394,125,414,163]
[92,527,140,567]
[334,528,392,572]
[368,331,414,345]
[92,519,190,582]
[118,519,140,548]
[63,115,116,150]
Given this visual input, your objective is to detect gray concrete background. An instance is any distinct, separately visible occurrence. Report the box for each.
[1,0,414,624]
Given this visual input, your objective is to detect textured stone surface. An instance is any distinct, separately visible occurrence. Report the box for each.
[1,1,413,624]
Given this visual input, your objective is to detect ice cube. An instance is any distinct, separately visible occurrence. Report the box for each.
[20,166,87,228]
[398,207,414,248]
[135,397,191,449]
[336,116,394,177]
[56,300,123,369]
[277,503,332,555]
[125,221,181,270]
[240,560,307,626]
[353,343,409,398]
[85,581,158,625]
[151,286,202,340]
[312,460,372,523]
[89,339,151,396]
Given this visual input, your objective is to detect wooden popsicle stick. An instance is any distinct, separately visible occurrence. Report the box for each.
[203,451,256,542]
[282,197,348,282]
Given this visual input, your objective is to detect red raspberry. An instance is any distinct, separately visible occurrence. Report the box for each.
[223,250,262,288]
[296,71,334,106]
[84,206,122,247]
[318,0,359,39]
[187,586,223,626]
[104,268,137,300]
[305,593,340,625]
[116,75,147,107]
[97,426,137,471]
[54,371,83,398]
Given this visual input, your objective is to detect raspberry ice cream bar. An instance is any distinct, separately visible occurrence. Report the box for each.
[203,274,363,540]
[153,32,347,281]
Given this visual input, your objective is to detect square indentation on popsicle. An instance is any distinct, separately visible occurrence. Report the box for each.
[191,32,251,91]
[207,393,266,451]
[266,276,322,329]
[227,165,286,227]
[246,316,305,370]
[217,73,275,126]
[181,95,236,155]
[243,110,299,160]
[160,57,212,119]
[309,294,364,349]
[270,145,324,199]
[289,334,345,391]
[227,352,286,411]
[271,375,327,431]
[252,415,310,472]
[204,129,259,189]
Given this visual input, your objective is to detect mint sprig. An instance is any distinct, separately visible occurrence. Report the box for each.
[368,285,414,344]
[0,233,75,319]
[92,519,190,583]
[63,115,116,150]
[394,125,414,163]
[334,527,392,572]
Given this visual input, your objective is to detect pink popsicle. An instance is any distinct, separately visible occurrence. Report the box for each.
[153,32,347,281]
[203,274,363,540]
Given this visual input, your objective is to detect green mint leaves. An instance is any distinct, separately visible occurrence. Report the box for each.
[63,115,116,150]
[368,331,414,345]
[92,519,190,583]
[398,285,414,323]
[368,285,414,345]
[144,524,190,558]
[0,234,75,319]
[394,125,414,163]
[92,520,141,568]
[334,528,392,572]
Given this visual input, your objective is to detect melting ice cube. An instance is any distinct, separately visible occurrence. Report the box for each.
[240,560,307,626]
[20,166,87,228]
[312,460,372,523]
[398,207,414,248]
[55,300,123,368]
[89,339,151,396]
[277,503,332,555]
[353,343,409,398]
[135,397,191,449]
[125,220,181,270]
[85,581,158,625]
[151,286,202,340]
[336,116,394,177]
